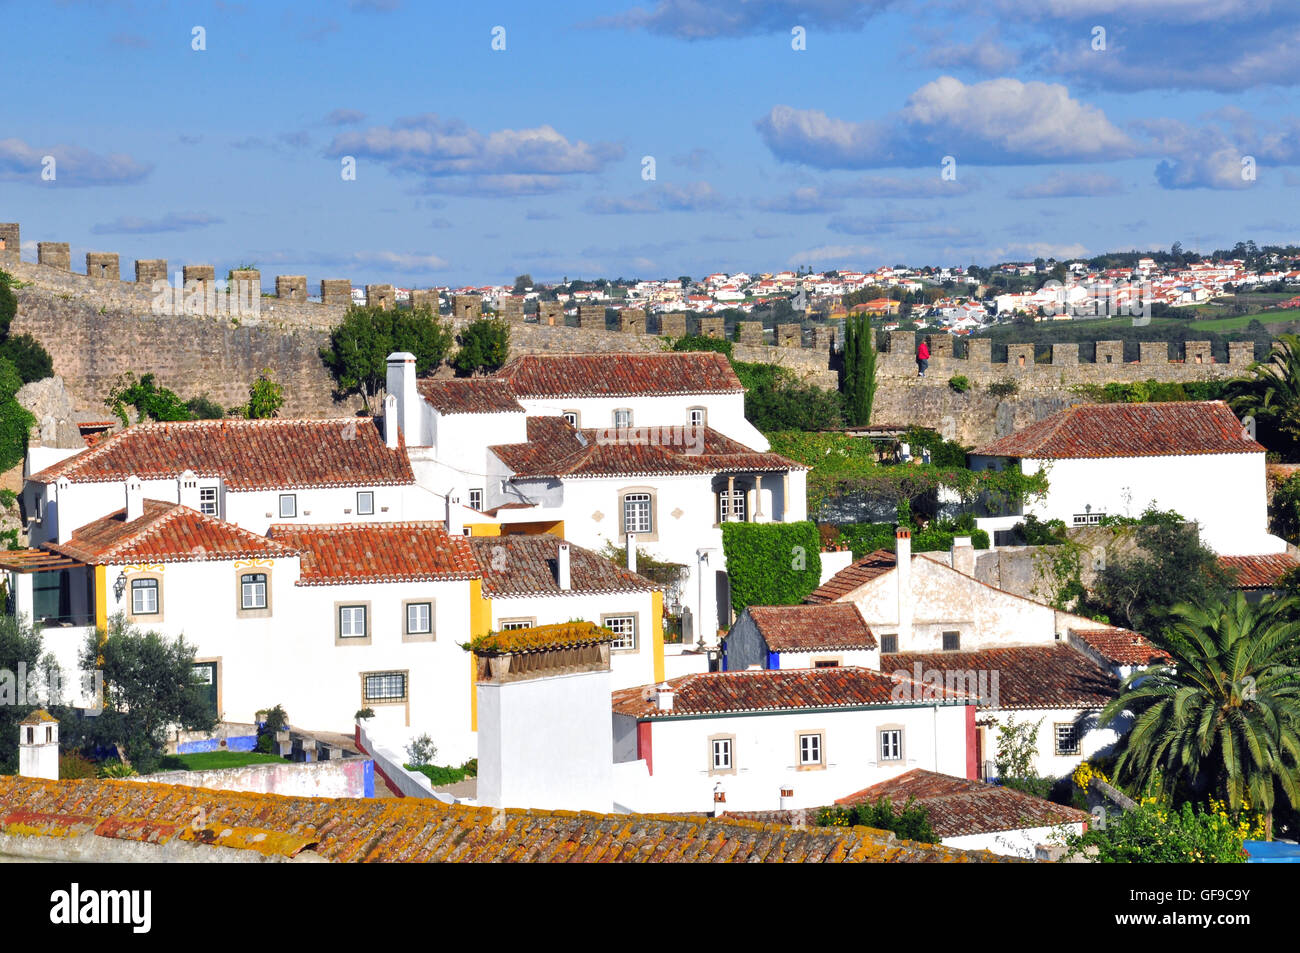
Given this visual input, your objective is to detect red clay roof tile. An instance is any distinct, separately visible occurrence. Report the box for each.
[1218,553,1300,589]
[468,536,660,597]
[267,522,478,585]
[1069,628,1169,666]
[496,352,743,398]
[884,645,1117,710]
[417,378,524,415]
[744,603,877,651]
[804,550,897,604]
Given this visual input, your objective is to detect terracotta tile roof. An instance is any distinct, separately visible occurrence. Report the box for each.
[884,645,1117,710]
[1218,553,1300,589]
[416,378,524,415]
[28,418,414,490]
[0,776,1009,863]
[46,501,299,565]
[972,401,1263,459]
[496,352,743,398]
[267,522,478,585]
[835,769,1091,838]
[1069,628,1170,667]
[804,550,897,604]
[468,536,660,597]
[743,603,877,651]
[491,417,803,479]
[611,666,972,720]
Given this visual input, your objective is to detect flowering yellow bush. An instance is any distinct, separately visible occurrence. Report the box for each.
[1207,797,1268,841]
[1072,761,1109,791]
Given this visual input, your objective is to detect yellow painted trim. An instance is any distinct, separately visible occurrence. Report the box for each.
[499,520,564,538]
[94,565,108,633]
[651,590,665,683]
[469,578,493,731]
[466,523,501,537]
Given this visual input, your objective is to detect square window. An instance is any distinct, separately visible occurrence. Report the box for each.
[339,605,367,638]
[613,408,633,428]
[798,733,822,766]
[689,408,705,428]
[880,729,902,761]
[1055,723,1080,756]
[364,672,406,702]
[356,491,374,516]
[468,488,483,511]
[880,634,898,654]
[407,602,432,635]
[711,738,732,771]
[279,494,297,519]
[604,615,636,651]
[199,486,218,517]
[241,573,267,610]
[942,631,960,651]
[623,493,652,535]
[562,411,579,427]
[813,660,839,669]
[131,579,158,615]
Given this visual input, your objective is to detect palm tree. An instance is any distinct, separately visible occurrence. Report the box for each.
[1227,334,1300,458]
[1103,593,1300,835]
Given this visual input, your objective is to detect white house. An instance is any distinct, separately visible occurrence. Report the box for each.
[969,401,1282,556]
[611,667,974,814]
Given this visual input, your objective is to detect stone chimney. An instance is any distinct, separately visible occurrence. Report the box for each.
[385,351,419,446]
[626,533,637,573]
[446,493,463,536]
[18,710,59,780]
[556,543,571,591]
[655,681,674,711]
[896,528,912,647]
[951,536,975,576]
[125,474,144,523]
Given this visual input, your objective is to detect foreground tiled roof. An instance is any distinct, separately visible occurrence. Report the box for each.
[491,417,803,479]
[1218,553,1300,589]
[417,378,524,415]
[1069,628,1170,667]
[835,770,1091,838]
[267,522,478,585]
[743,603,877,651]
[804,550,897,604]
[884,645,1117,710]
[0,777,1008,863]
[28,418,414,490]
[469,536,660,597]
[972,401,1262,459]
[496,352,743,398]
[612,667,971,720]
[47,501,299,565]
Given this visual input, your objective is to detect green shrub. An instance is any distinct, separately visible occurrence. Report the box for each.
[834,520,988,558]
[405,733,438,767]
[451,317,511,376]
[986,378,1019,398]
[355,707,375,720]
[185,394,225,419]
[59,752,97,780]
[0,488,15,510]
[98,760,138,779]
[948,375,970,393]
[0,335,54,384]
[0,399,35,472]
[405,760,478,786]
[1015,514,1068,545]
[815,796,938,843]
[721,521,822,612]
[668,333,732,359]
[1064,800,1249,863]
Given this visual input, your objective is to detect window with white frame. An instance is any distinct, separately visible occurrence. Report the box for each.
[1072,512,1105,526]
[604,615,636,651]
[199,486,218,517]
[279,494,297,519]
[623,493,652,535]
[688,407,706,428]
[240,573,267,610]
[879,729,902,762]
[718,488,745,523]
[468,488,483,511]
[364,672,407,703]
[500,619,535,630]
[711,738,732,771]
[406,602,432,635]
[562,411,579,427]
[1055,723,1081,756]
[131,578,159,615]
[613,408,633,428]
[356,491,374,515]
[339,605,367,639]
[798,733,823,766]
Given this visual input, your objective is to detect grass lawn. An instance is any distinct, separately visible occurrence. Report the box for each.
[1188,309,1300,332]
[156,751,288,772]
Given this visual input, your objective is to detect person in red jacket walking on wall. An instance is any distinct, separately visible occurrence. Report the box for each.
[916,338,930,377]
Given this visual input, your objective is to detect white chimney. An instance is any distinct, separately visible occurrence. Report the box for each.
[54,476,72,544]
[655,681,674,710]
[125,474,144,523]
[446,493,463,536]
[383,393,399,449]
[18,710,59,780]
[951,536,975,576]
[385,351,418,447]
[626,533,637,573]
[779,786,794,811]
[178,469,200,510]
[712,781,726,817]
[557,543,571,591]
[896,528,912,647]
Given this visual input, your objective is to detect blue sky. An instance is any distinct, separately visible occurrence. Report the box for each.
[5,0,1300,285]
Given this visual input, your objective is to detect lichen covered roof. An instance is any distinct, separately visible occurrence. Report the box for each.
[467,621,616,655]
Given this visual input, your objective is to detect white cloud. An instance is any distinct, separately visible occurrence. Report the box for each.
[787,243,877,265]
[92,213,223,234]
[1009,171,1125,199]
[0,137,152,186]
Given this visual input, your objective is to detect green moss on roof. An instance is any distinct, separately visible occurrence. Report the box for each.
[466,621,616,656]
